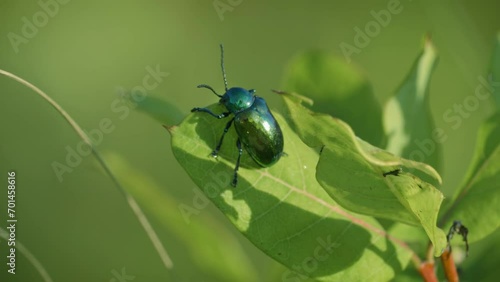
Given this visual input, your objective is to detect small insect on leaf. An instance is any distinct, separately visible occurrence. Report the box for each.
[447,220,469,256]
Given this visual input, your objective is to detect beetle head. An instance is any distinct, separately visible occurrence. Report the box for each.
[220,87,256,113]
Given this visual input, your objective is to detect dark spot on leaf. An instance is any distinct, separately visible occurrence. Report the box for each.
[383,168,401,177]
[319,145,325,154]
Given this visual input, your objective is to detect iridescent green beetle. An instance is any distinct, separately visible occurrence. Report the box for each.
[191,44,284,186]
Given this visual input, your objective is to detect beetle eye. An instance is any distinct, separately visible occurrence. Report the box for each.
[249,89,256,94]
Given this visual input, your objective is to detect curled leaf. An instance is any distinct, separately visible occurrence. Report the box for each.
[281,93,446,256]
[383,37,443,173]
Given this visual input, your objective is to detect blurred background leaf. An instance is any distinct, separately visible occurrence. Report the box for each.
[127,94,185,126]
[439,112,500,243]
[452,227,500,281]
[490,32,500,105]
[383,37,443,174]
[282,50,385,146]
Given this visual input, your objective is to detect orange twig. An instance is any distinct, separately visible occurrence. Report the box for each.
[418,261,438,282]
[441,248,459,282]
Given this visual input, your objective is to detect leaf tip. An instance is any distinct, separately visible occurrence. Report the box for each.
[281,91,314,106]
[272,89,288,95]
[163,124,177,133]
[424,33,432,44]
[423,33,437,55]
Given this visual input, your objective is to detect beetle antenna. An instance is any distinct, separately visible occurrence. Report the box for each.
[197,84,222,97]
[220,44,228,91]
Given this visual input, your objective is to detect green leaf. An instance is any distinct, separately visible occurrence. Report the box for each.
[170,104,414,281]
[492,32,500,106]
[490,32,500,108]
[440,112,500,243]
[383,37,443,173]
[282,50,384,146]
[102,152,260,282]
[281,93,446,256]
[458,228,500,281]
[124,92,185,125]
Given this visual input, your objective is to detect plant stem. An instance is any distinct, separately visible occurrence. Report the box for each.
[424,229,462,282]
[0,69,173,270]
[418,261,438,282]
[425,242,435,263]
[441,248,459,282]
[0,227,53,282]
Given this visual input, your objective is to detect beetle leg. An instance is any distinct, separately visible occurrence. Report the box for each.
[191,107,230,119]
[212,118,235,158]
[232,138,243,187]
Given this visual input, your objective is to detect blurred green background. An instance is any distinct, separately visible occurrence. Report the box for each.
[0,0,499,281]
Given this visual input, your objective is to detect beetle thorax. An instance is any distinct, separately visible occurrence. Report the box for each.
[220,87,256,113]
